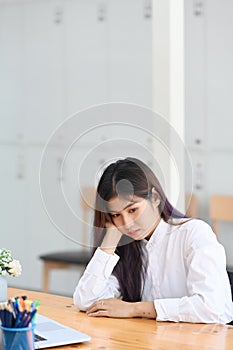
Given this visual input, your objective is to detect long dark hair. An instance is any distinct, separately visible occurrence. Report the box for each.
[93,157,186,302]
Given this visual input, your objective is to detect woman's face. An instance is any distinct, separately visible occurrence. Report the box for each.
[107,194,161,240]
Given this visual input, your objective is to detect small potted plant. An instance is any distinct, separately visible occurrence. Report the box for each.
[0,248,22,302]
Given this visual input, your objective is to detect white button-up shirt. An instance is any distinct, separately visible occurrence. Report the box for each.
[73,218,233,323]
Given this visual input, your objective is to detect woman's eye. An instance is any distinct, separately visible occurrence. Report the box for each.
[129,208,137,214]
[111,213,120,218]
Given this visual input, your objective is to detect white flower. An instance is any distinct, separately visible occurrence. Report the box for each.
[7,259,22,277]
[0,249,22,277]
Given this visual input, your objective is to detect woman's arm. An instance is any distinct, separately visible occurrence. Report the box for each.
[73,224,122,310]
[86,299,157,319]
[100,222,122,254]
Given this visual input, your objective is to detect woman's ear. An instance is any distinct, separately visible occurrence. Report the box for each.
[151,188,161,207]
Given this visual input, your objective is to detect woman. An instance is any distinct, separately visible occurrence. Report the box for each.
[73,157,233,323]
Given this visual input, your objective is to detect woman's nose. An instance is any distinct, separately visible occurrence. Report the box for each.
[122,214,133,228]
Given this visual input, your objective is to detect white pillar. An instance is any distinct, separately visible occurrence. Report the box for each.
[152,0,185,211]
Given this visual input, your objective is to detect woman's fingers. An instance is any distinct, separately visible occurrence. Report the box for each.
[88,310,108,317]
[87,299,105,313]
[87,299,109,316]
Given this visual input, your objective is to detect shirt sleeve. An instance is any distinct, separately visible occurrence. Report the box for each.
[154,221,233,323]
[73,247,121,310]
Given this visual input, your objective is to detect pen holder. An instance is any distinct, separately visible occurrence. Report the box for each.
[0,325,35,350]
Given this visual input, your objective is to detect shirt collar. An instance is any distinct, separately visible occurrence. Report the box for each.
[145,218,173,247]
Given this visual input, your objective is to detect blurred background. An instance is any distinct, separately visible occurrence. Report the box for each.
[0,0,233,296]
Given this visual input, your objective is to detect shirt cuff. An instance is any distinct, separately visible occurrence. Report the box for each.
[154,298,180,322]
[86,247,120,279]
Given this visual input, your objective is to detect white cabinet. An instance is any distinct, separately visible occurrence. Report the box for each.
[0,3,25,142]
[63,0,153,119]
[206,0,233,150]
[106,0,153,107]
[0,0,64,145]
[25,146,83,293]
[184,0,205,149]
[0,0,153,146]
[63,0,107,116]
[185,0,233,152]
[23,0,64,144]
[184,0,233,269]
[0,145,84,293]
[0,0,154,294]
[0,146,26,246]
[0,146,27,287]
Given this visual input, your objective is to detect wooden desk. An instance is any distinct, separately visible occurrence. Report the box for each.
[8,288,233,350]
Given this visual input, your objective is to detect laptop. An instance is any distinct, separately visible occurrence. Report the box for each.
[34,314,91,349]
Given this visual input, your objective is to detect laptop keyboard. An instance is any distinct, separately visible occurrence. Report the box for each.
[35,333,47,342]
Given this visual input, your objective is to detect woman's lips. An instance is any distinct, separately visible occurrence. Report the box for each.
[127,229,140,237]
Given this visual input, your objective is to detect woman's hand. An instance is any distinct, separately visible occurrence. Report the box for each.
[86,298,157,319]
[86,298,134,318]
[100,222,122,255]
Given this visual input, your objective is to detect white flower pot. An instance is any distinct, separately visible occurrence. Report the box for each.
[0,275,7,303]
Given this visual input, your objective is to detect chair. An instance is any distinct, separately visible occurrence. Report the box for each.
[209,195,233,299]
[209,195,233,239]
[39,186,96,293]
[185,193,198,218]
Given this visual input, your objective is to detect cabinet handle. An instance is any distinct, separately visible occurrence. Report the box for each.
[193,0,204,16]
[16,155,24,180]
[144,0,152,19]
[54,6,63,24]
[97,1,106,21]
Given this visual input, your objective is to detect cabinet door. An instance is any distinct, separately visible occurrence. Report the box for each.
[184,0,205,149]
[0,3,25,142]
[206,0,233,150]
[25,146,83,292]
[0,146,26,287]
[63,0,107,117]
[107,0,153,108]
[23,0,63,144]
